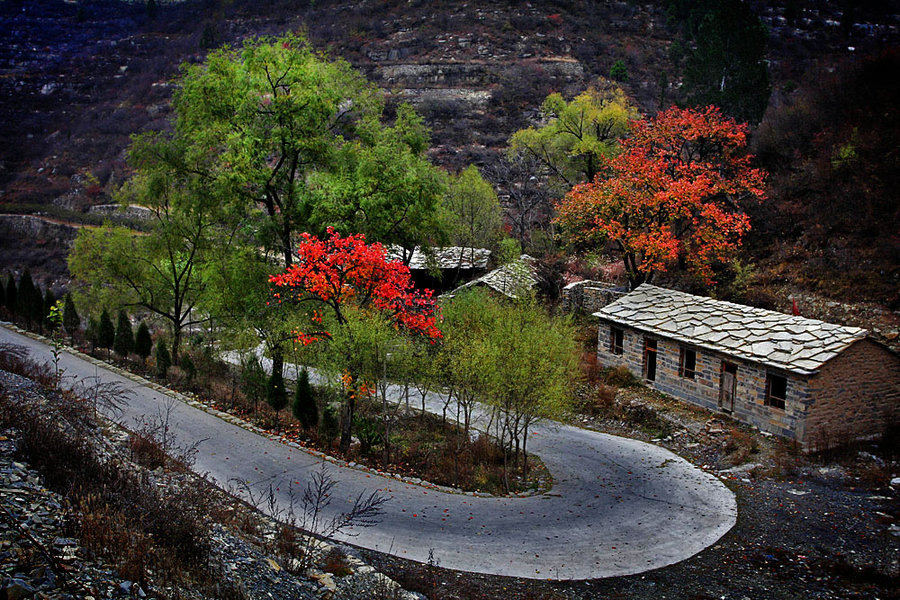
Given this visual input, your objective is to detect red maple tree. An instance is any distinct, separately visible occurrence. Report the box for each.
[556,105,767,287]
[269,227,442,345]
[270,227,441,452]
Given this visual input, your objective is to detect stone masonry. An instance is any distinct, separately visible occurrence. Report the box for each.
[594,285,900,446]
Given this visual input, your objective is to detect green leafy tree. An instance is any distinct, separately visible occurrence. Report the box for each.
[158,33,445,388]
[114,310,134,357]
[97,309,115,358]
[509,82,637,192]
[155,339,172,378]
[310,103,449,264]
[484,294,579,475]
[134,322,153,361]
[439,289,579,482]
[443,165,503,261]
[609,59,628,82]
[63,293,80,337]
[69,185,216,365]
[293,369,318,428]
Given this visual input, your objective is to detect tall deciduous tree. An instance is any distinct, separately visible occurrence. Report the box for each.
[483,152,552,251]
[310,104,449,263]
[443,165,503,263]
[509,82,637,192]
[173,33,379,268]
[68,131,221,364]
[270,227,441,452]
[153,33,445,385]
[556,106,766,288]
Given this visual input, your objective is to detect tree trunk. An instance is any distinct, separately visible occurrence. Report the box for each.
[171,325,182,365]
[522,422,530,476]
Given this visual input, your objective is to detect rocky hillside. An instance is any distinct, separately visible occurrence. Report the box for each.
[1,0,898,305]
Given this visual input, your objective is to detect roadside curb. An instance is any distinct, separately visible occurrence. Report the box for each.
[0,322,508,498]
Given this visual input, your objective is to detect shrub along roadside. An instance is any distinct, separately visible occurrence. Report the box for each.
[0,345,216,593]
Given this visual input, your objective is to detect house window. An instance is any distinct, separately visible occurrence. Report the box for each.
[765,373,787,410]
[679,347,696,379]
[610,327,624,355]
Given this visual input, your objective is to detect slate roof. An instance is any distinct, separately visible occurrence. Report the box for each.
[448,255,539,299]
[594,284,868,375]
[386,246,491,270]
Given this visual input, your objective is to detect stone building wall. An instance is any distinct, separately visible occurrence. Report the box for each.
[596,320,815,441]
[804,340,900,449]
[563,281,626,313]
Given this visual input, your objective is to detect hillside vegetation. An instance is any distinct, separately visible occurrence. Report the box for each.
[1,0,898,307]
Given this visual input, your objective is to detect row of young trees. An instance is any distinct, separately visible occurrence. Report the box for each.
[2,270,67,334]
[1,270,177,380]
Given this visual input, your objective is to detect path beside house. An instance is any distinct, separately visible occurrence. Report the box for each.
[0,324,736,580]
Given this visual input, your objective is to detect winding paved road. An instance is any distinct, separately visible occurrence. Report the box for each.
[0,325,736,580]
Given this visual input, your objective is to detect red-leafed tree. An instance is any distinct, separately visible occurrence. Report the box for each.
[270,227,441,452]
[556,106,766,288]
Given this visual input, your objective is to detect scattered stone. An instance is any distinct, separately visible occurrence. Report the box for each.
[0,369,414,600]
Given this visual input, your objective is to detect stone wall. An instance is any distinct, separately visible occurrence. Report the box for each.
[563,281,627,313]
[596,320,815,440]
[804,340,900,449]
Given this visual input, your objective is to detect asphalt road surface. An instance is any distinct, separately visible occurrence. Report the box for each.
[0,325,736,580]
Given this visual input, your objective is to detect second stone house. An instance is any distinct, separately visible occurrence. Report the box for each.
[594,284,900,448]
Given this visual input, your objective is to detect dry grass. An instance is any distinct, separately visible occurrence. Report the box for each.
[0,344,228,598]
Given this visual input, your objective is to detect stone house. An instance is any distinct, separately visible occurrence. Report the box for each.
[386,246,491,293]
[594,284,900,447]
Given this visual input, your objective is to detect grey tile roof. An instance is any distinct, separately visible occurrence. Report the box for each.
[386,246,491,270]
[447,255,539,299]
[594,284,868,375]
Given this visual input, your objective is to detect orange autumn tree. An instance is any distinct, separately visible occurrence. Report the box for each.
[270,227,441,452]
[556,105,766,288]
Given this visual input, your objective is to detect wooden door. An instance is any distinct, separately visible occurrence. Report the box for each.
[644,338,658,382]
[719,361,737,412]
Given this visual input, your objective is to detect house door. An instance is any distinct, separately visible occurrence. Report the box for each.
[643,338,658,382]
[719,361,737,412]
